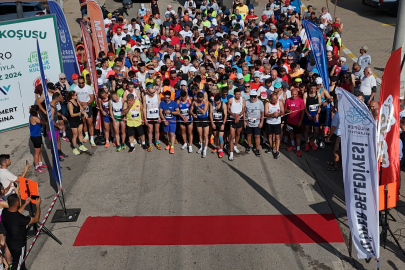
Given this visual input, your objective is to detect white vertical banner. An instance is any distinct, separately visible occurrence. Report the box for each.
[336,88,380,259]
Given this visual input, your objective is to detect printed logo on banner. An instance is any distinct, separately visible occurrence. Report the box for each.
[311,37,321,56]
[345,107,372,126]
[58,27,67,43]
[378,94,396,168]
[0,85,10,96]
[28,51,50,73]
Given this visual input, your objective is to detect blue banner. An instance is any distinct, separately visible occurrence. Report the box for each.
[48,0,80,82]
[302,19,331,126]
[37,40,63,187]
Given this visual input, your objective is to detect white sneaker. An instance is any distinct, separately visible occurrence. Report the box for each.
[202,149,207,158]
[233,145,240,154]
[228,152,234,161]
[319,141,325,149]
[181,143,188,150]
[197,145,202,153]
[188,145,193,153]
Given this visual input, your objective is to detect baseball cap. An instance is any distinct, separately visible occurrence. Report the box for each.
[180,80,187,86]
[274,82,282,89]
[117,73,124,78]
[283,31,291,37]
[227,79,234,84]
[281,81,289,89]
[218,64,225,69]
[72,73,79,80]
[315,77,323,84]
[360,45,368,52]
[166,38,171,42]
[334,33,340,38]
[230,31,238,36]
[339,57,347,62]
[165,14,171,18]
[271,49,277,53]
[189,66,197,72]
[253,71,261,78]
[326,46,333,52]
[235,52,241,57]
[148,69,155,74]
[270,25,277,30]
[261,15,267,19]
[107,12,112,17]
[250,90,258,96]
[266,3,271,7]
[123,25,128,29]
[237,73,244,80]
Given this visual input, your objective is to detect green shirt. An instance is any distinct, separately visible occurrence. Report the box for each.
[243,74,251,82]
[116,88,124,98]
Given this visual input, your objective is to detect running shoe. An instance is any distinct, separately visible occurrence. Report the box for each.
[233,145,240,154]
[105,141,110,148]
[61,136,70,142]
[245,145,252,153]
[121,143,126,150]
[287,145,296,151]
[73,148,80,155]
[35,168,45,173]
[197,147,202,154]
[116,146,121,152]
[210,134,214,144]
[170,147,174,154]
[181,143,188,150]
[39,164,48,169]
[254,149,261,157]
[228,152,234,161]
[142,144,147,150]
[212,147,219,153]
[188,145,193,153]
[310,141,317,151]
[59,152,69,158]
[265,147,273,154]
[156,143,162,150]
[128,146,135,153]
[113,140,117,147]
[304,144,310,152]
[218,150,224,158]
[202,149,207,158]
[296,150,303,157]
[147,144,153,152]
[165,144,171,150]
[79,145,88,152]
[90,140,96,147]
[274,151,280,159]
[83,135,89,142]
[319,141,325,149]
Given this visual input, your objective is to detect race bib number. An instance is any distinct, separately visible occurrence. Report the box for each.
[130,109,139,118]
[165,112,173,118]
[85,106,89,112]
[261,92,268,99]
[114,108,122,113]
[248,117,256,124]
[213,112,222,120]
[149,109,158,114]
[181,108,189,116]
[309,104,319,112]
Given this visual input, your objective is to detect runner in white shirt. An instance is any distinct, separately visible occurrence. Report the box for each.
[73,76,96,146]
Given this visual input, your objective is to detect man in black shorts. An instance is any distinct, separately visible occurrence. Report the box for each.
[264,93,284,159]
[227,88,246,161]
[244,90,264,157]
[209,94,227,158]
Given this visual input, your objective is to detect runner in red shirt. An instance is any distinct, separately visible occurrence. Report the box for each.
[285,89,305,157]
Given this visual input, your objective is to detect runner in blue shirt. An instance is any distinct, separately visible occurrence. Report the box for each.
[159,91,180,154]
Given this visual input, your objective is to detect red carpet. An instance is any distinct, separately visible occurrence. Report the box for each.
[73,214,344,246]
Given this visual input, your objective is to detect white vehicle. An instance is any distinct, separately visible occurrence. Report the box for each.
[362,0,398,15]
[0,2,46,21]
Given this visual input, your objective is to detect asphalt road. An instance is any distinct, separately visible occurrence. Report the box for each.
[0,0,405,269]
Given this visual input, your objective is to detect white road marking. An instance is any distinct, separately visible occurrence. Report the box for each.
[301,179,315,202]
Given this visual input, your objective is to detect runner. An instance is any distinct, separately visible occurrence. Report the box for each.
[285,89,305,157]
[123,93,146,153]
[49,92,69,160]
[177,90,193,153]
[227,88,246,161]
[98,88,111,148]
[67,91,88,155]
[264,92,284,159]
[209,94,227,158]
[159,91,180,154]
[73,76,96,147]
[143,83,162,151]
[244,90,264,157]
[191,92,210,158]
[303,83,322,152]
[109,91,126,152]
[28,105,47,173]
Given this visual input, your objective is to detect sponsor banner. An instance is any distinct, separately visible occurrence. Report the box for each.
[336,88,379,259]
[36,40,62,186]
[0,15,63,132]
[48,0,80,81]
[87,0,108,57]
[377,48,401,186]
[302,19,331,126]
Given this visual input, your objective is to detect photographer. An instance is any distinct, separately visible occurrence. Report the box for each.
[0,155,29,198]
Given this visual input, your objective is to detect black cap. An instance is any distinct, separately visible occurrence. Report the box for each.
[47,82,56,90]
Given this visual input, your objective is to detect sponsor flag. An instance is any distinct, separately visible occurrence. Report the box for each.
[302,19,331,126]
[336,88,379,259]
[48,0,80,81]
[80,22,102,131]
[87,0,108,57]
[377,48,401,186]
[36,40,62,187]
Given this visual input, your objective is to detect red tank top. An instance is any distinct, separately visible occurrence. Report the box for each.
[341,82,351,92]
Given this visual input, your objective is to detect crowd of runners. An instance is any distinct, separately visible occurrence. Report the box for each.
[29,0,378,168]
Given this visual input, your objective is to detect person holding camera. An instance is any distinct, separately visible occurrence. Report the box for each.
[0,155,29,198]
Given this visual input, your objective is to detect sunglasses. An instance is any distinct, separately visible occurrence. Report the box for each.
[78,82,85,85]
[165,96,171,99]
[60,78,66,80]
